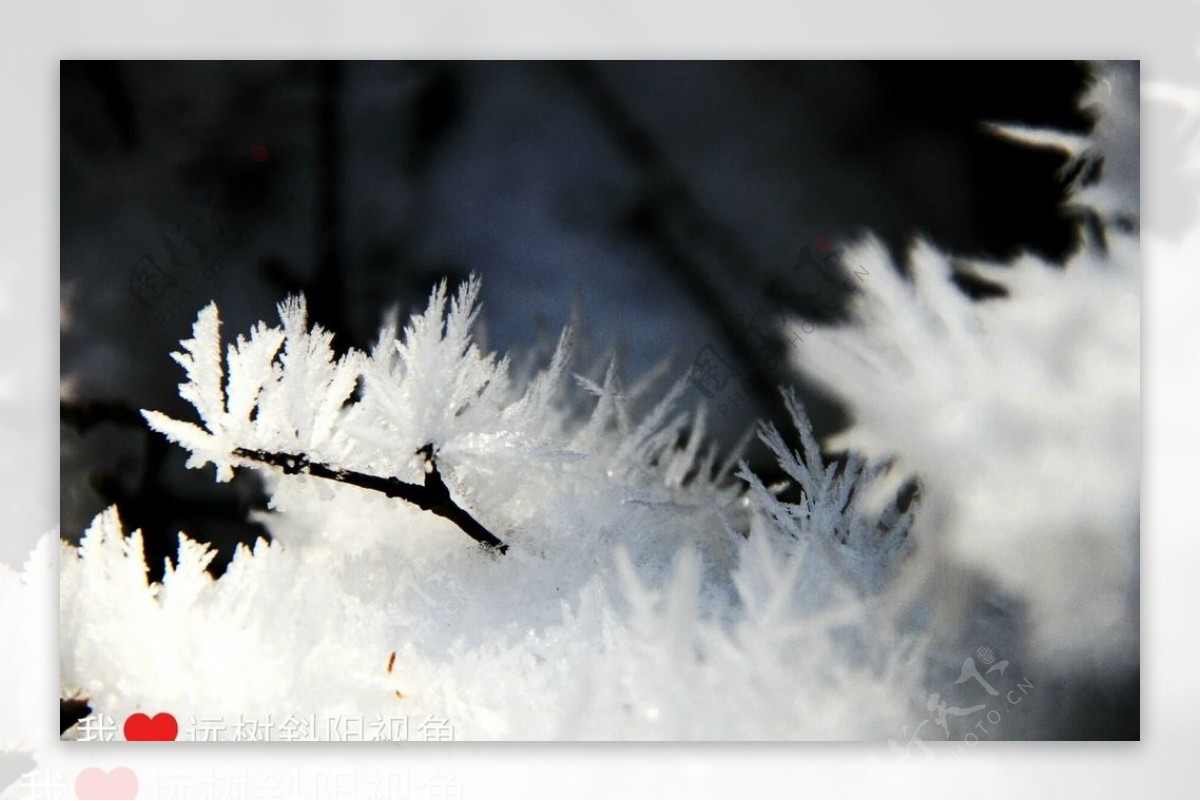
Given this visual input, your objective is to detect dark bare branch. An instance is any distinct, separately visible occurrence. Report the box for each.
[232,446,508,553]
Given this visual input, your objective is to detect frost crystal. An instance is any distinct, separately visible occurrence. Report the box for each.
[789,233,1138,672]
[786,64,1140,672]
[61,278,923,740]
[1,534,56,753]
[59,66,1138,736]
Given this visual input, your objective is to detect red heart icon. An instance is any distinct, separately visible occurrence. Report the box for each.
[75,766,138,799]
[123,712,178,741]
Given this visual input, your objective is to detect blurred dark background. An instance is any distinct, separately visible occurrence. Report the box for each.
[61,61,1132,738]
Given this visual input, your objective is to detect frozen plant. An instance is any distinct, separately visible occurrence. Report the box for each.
[784,63,1140,673]
[60,277,925,740]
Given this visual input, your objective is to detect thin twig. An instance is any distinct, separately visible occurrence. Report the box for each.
[232,445,508,553]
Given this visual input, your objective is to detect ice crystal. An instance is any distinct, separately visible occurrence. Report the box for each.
[61,279,921,740]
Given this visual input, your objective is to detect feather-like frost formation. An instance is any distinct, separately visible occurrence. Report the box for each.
[62,278,925,739]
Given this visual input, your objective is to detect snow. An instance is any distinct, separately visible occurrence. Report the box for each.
[60,279,926,740]
[784,63,1140,674]
[51,61,1141,744]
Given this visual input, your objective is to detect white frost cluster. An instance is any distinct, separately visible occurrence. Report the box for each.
[56,62,1140,743]
[60,278,924,740]
[0,534,56,754]
[790,234,1138,672]
[787,65,1140,673]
